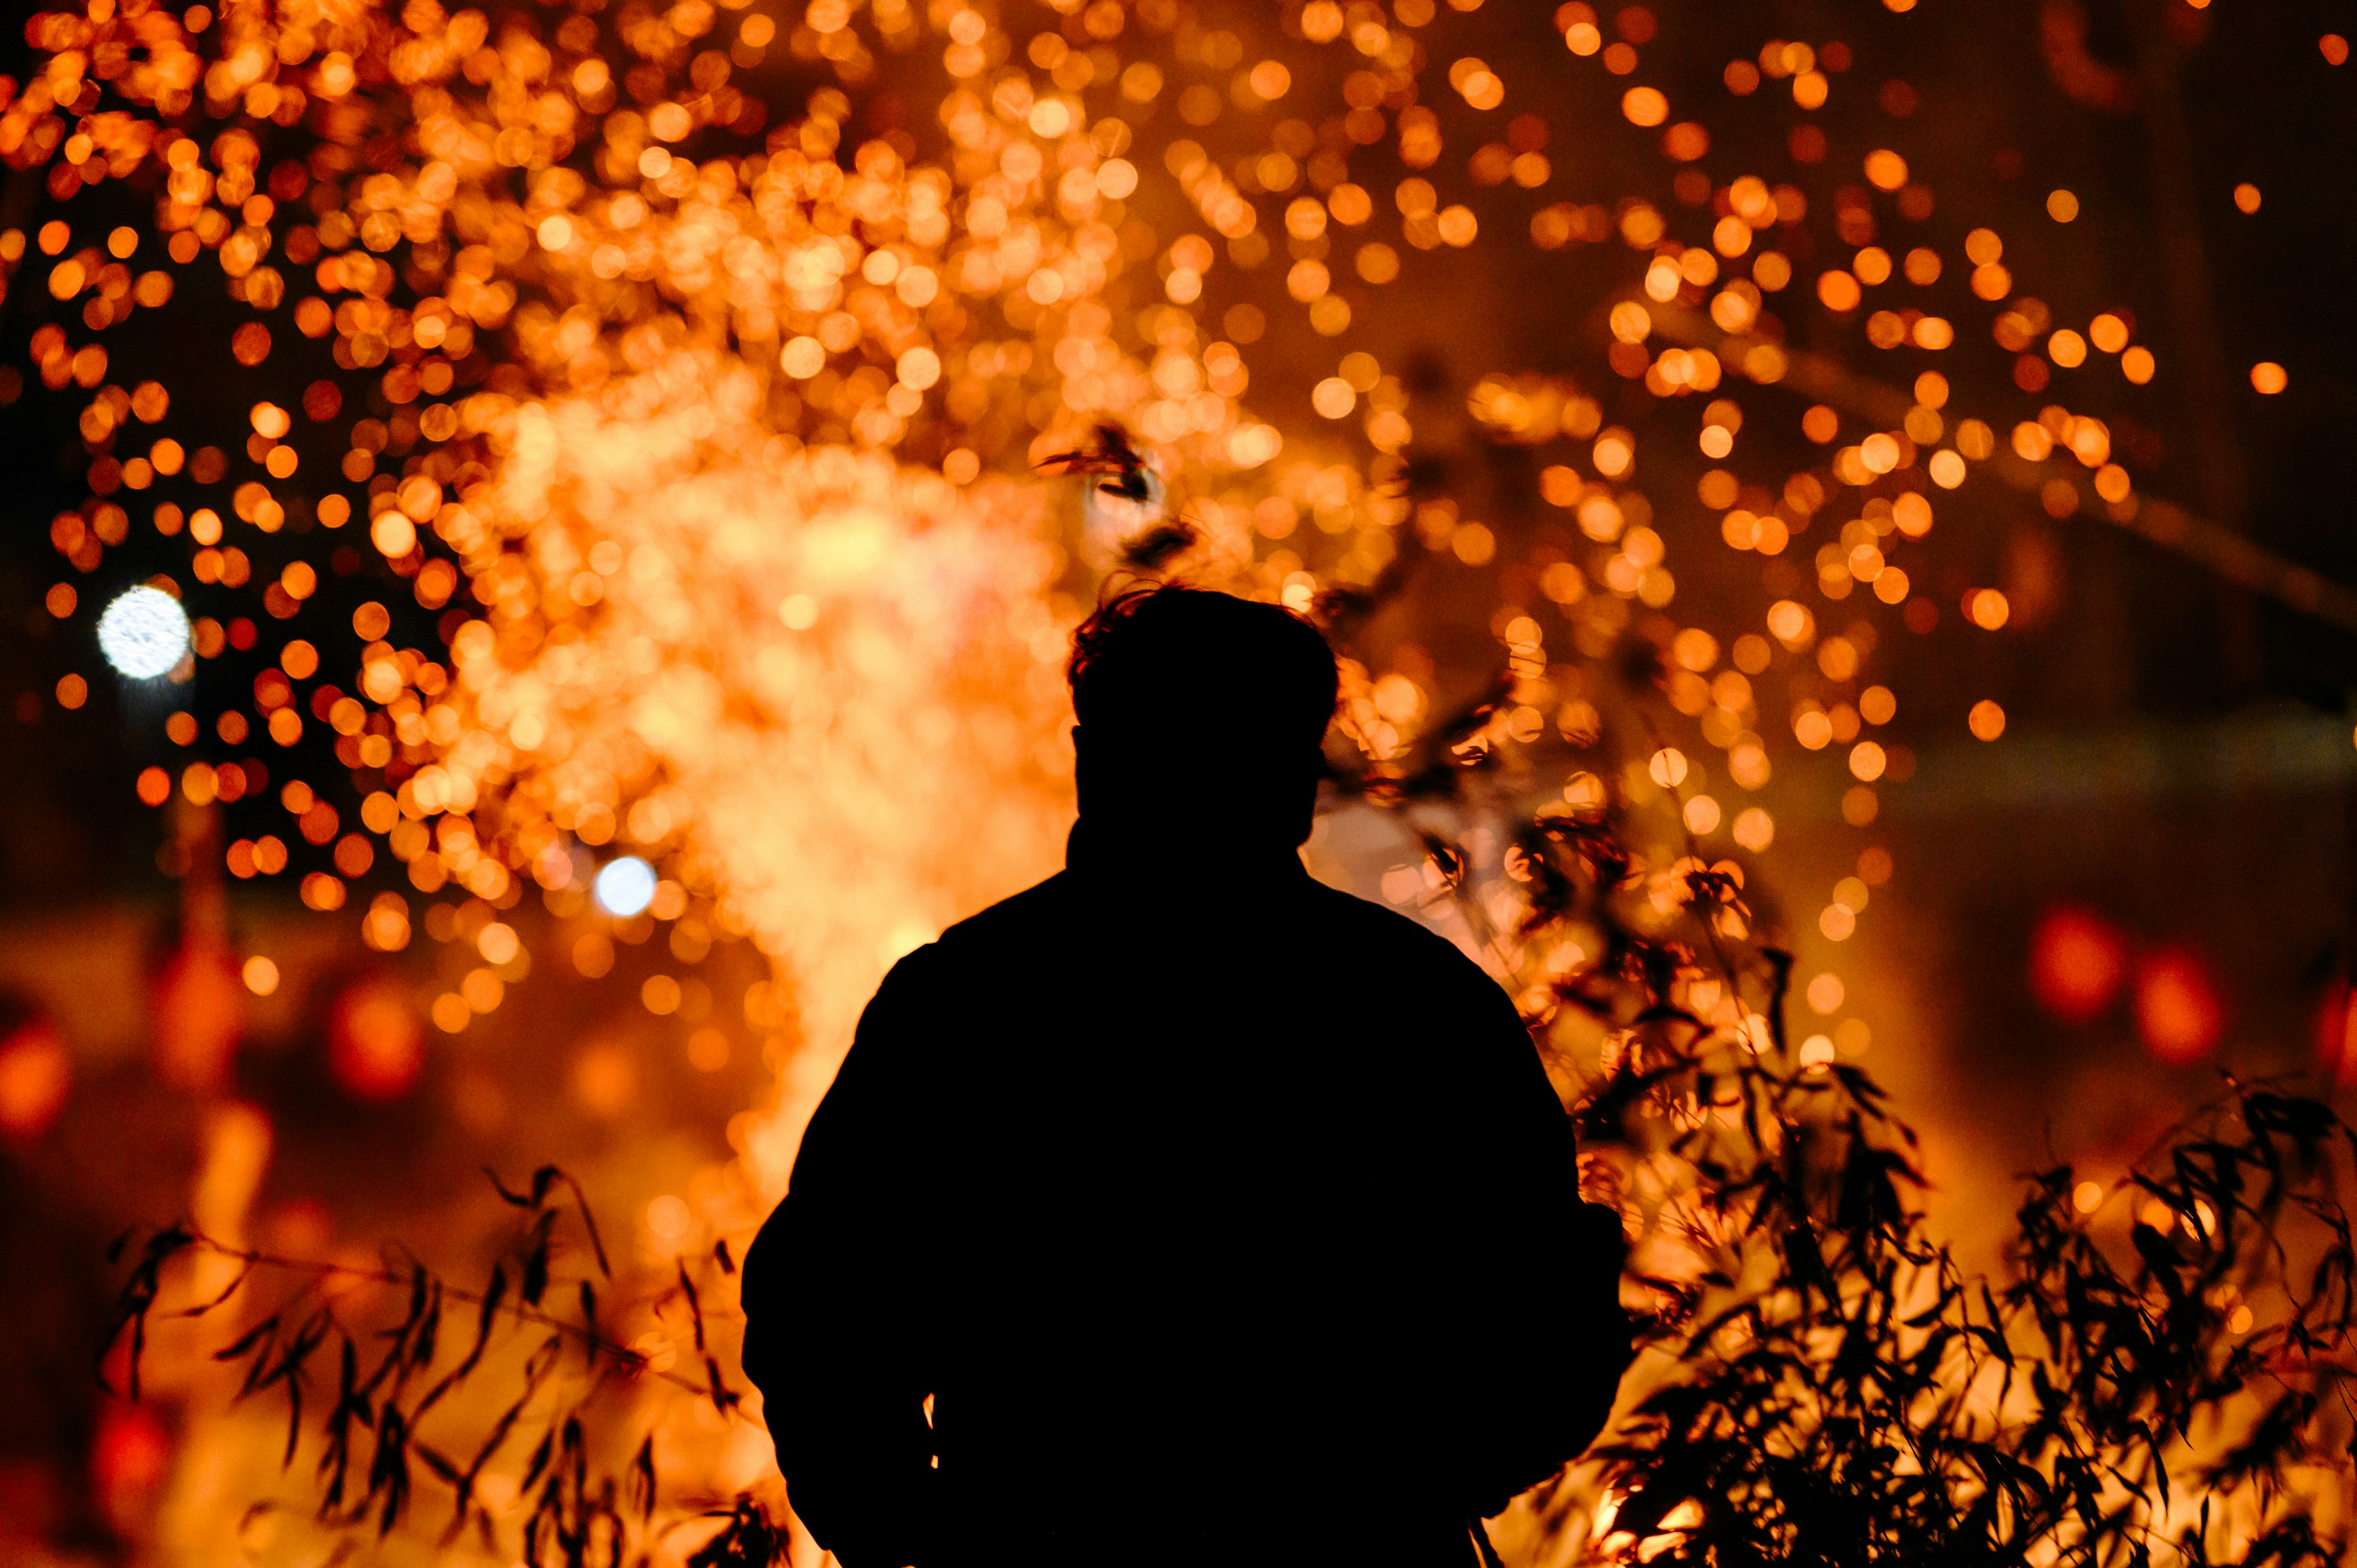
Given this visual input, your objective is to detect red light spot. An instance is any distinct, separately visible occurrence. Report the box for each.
[2029,905,2128,1023]
[330,982,424,1100]
[2316,981,2357,1085]
[0,1021,70,1137]
[92,1401,171,1521]
[2135,948,2223,1064]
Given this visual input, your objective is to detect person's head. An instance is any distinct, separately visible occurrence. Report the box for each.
[1067,585,1338,849]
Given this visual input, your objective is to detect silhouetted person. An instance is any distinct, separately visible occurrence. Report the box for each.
[742,587,1630,1566]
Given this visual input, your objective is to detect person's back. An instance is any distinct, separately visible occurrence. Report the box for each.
[742,588,1628,1566]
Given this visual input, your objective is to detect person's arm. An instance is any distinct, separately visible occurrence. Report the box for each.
[1440,972,1632,1516]
[741,958,940,1566]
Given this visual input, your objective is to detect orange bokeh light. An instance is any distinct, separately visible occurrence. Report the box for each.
[2134,948,2224,1064]
[0,1021,71,1138]
[330,983,425,1101]
[152,943,242,1091]
[2315,981,2357,1085]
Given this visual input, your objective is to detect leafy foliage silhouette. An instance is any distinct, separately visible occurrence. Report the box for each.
[104,1165,787,1565]
[1390,673,2356,1566]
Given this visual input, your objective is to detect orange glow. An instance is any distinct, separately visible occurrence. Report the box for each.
[330,983,425,1101]
[0,1021,71,1138]
[2135,949,2224,1063]
[152,943,241,1091]
[2315,981,2357,1084]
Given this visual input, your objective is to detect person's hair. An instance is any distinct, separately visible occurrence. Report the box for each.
[1067,585,1337,751]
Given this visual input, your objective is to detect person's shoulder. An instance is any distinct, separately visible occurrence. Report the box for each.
[937,870,1072,945]
[889,871,1074,986]
[1299,876,1504,995]
[844,879,1072,1068]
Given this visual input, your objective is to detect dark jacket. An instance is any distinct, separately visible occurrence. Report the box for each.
[741,834,1628,1566]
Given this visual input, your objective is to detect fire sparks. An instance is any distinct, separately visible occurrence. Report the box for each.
[10,0,2225,1033]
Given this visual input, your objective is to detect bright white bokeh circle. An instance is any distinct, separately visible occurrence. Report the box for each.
[593,855,658,917]
[97,587,192,679]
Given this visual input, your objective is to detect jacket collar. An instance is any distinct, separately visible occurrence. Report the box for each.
[1062,816,1311,889]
